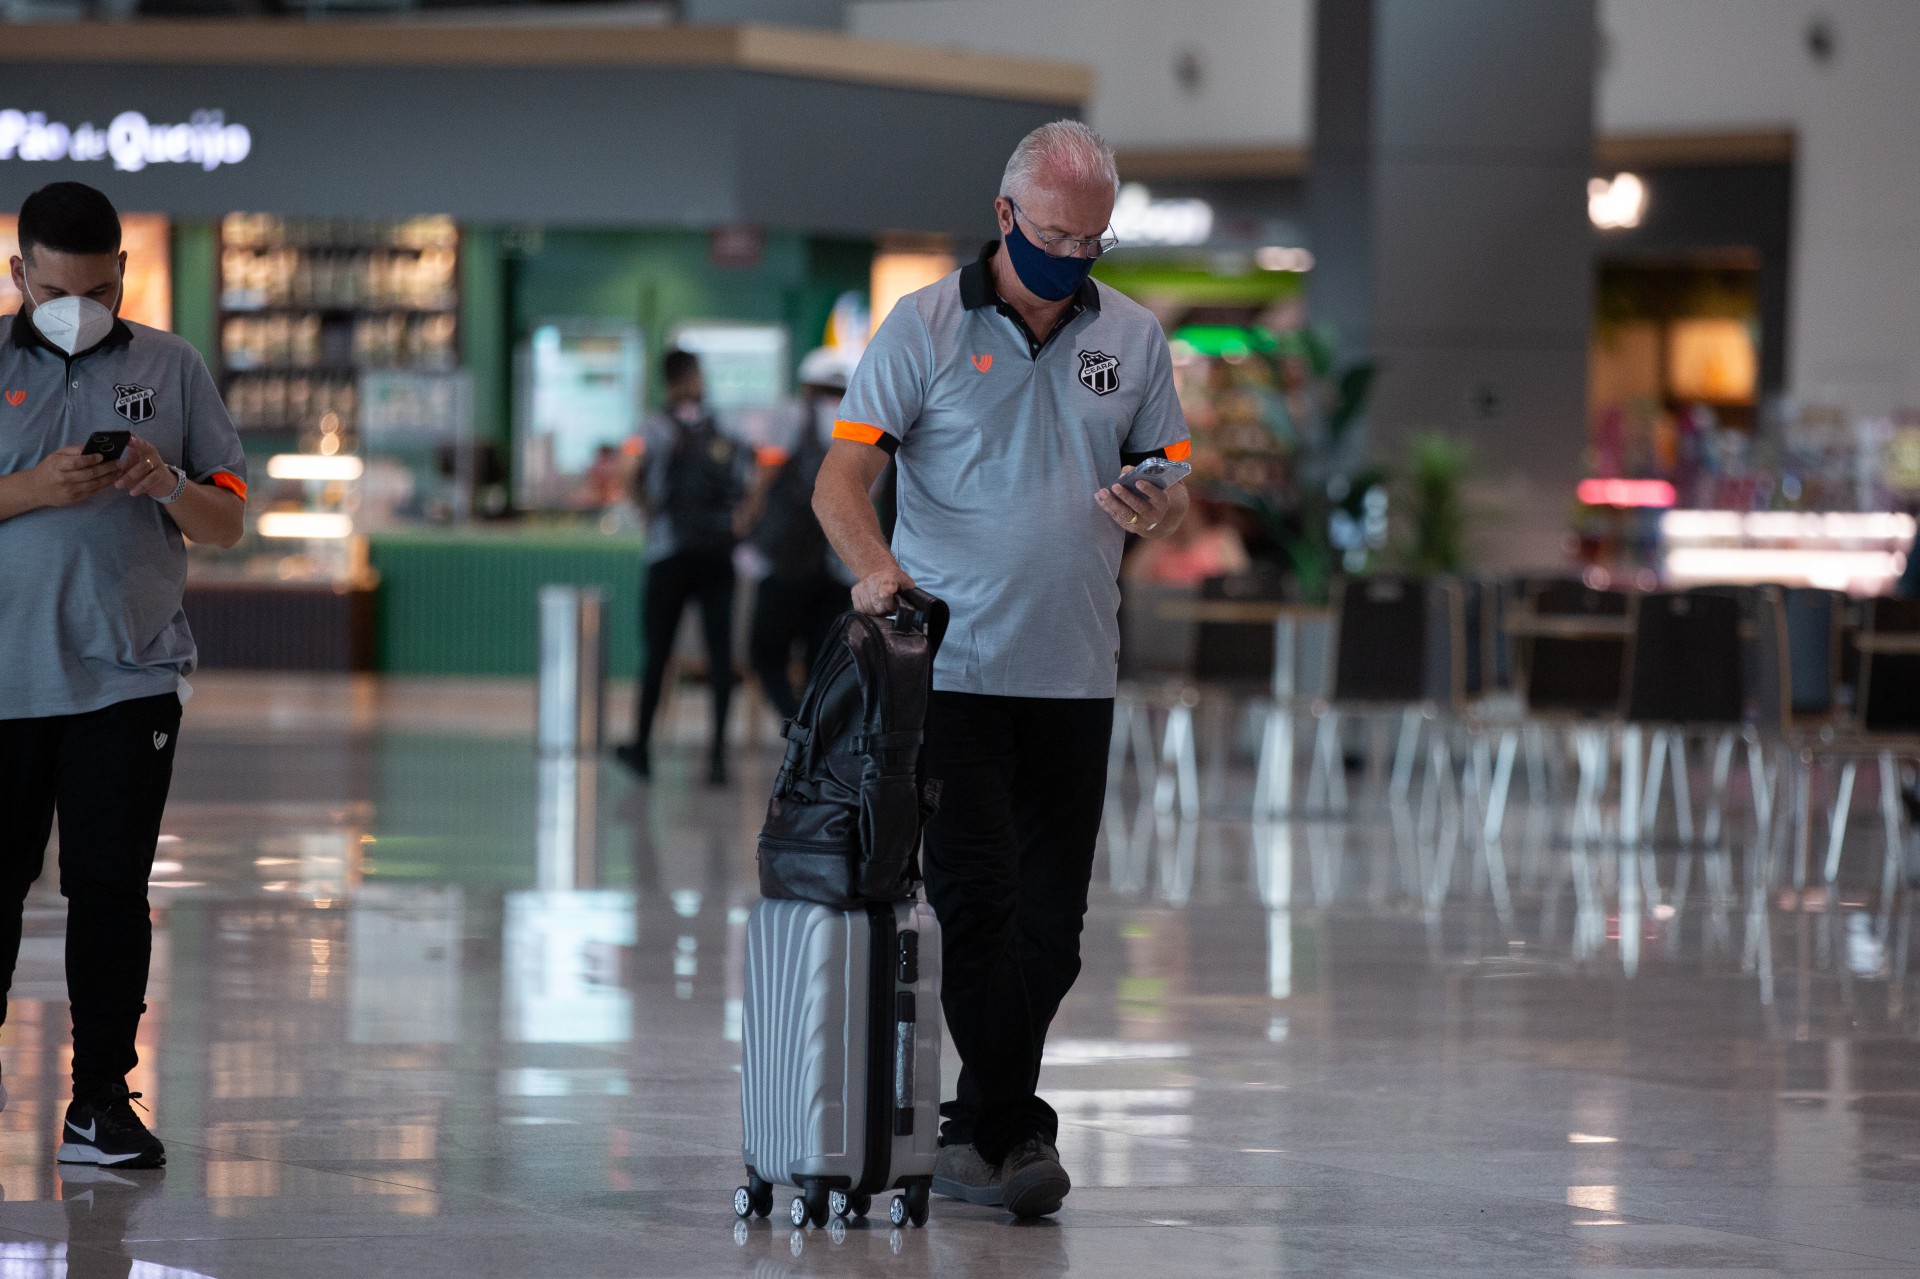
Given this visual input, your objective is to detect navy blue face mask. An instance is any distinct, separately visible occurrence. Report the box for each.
[1003,218,1095,302]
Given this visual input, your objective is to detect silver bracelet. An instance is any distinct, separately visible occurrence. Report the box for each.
[154,465,188,506]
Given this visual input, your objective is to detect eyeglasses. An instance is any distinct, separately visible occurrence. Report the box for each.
[1009,201,1120,260]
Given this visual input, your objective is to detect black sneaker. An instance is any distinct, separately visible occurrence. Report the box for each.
[614,743,651,779]
[999,1137,1069,1218]
[57,1085,165,1170]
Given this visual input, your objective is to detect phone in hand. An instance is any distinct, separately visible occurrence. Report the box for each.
[82,430,131,462]
[1117,456,1191,495]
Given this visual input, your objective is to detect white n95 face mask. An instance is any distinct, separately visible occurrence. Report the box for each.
[27,287,116,356]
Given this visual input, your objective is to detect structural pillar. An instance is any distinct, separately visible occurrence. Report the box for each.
[1309,0,1597,571]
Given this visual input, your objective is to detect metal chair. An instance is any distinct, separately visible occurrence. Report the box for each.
[1490,582,1633,847]
[1305,574,1466,814]
[1622,590,1748,850]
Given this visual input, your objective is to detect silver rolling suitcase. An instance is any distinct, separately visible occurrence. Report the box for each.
[735,896,942,1229]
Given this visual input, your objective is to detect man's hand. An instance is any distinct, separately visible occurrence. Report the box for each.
[115,436,178,499]
[852,564,917,616]
[1095,470,1177,538]
[25,445,119,509]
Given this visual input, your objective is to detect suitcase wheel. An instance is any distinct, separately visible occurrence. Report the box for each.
[828,1189,851,1220]
[851,1193,872,1220]
[904,1179,930,1227]
[733,1187,754,1220]
[792,1186,830,1229]
[888,1194,909,1227]
[736,1172,773,1219]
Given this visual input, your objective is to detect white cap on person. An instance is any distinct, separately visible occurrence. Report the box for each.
[797,346,851,391]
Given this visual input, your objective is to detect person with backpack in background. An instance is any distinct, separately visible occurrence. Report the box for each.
[741,347,855,721]
[617,349,749,787]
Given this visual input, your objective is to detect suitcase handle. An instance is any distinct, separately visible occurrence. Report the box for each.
[893,588,950,660]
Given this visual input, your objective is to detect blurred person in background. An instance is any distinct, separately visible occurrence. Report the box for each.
[741,347,854,720]
[0,182,247,1170]
[813,120,1191,1218]
[617,348,749,787]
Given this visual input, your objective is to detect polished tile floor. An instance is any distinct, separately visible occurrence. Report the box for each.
[1,674,1917,1277]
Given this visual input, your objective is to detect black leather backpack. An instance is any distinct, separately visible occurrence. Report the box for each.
[757,589,948,907]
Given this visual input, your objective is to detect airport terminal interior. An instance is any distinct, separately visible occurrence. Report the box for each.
[5,0,1920,1276]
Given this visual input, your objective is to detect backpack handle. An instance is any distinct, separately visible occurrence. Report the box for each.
[894,588,950,660]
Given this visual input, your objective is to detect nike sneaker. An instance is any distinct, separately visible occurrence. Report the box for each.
[57,1084,165,1170]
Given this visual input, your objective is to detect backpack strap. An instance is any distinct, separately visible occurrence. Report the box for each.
[893,588,950,661]
[852,729,921,752]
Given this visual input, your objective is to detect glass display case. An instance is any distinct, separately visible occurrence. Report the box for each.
[219,214,459,455]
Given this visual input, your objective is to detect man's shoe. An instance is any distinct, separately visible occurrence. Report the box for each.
[999,1138,1069,1218]
[614,743,651,779]
[57,1085,165,1170]
[932,1143,1003,1206]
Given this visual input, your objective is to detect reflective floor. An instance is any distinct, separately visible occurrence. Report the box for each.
[2,674,1918,1277]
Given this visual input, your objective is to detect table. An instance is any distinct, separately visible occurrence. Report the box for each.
[1502,612,1634,640]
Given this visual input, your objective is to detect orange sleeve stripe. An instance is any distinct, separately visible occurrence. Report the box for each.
[833,420,887,446]
[755,446,792,468]
[211,472,248,502]
[1164,439,1193,463]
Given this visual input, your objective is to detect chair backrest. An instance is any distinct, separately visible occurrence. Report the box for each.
[1486,578,1518,691]
[1859,597,1920,735]
[1328,575,1462,707]
[1623,590,1745,725]
[1519,582,1631,717]
[1780,587,1844,718]
[1746,587,1792,739]
[1191,571,1287,687]
[1456,577,1489,698]
[1686,584,1766,709]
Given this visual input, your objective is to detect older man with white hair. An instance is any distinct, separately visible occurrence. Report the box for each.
[814,120,1191,1218]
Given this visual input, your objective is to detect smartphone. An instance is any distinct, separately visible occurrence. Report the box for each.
[82,430,131,462]
[1117,457,1191,495]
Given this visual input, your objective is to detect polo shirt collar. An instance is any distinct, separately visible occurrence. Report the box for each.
[960,241,1101,314]
[7,311,135,357]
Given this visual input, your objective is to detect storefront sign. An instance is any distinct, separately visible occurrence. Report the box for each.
[708,224,765,269]
[0,109,252,173]
[1110,183,1213,248]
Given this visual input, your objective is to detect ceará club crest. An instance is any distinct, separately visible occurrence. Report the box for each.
[1077,350,1119,396]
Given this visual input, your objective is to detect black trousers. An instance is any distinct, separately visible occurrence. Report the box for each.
[0,692,181,1090]
[920,691,1113,1164]
[635,551,736,766]
[748,574,849,721]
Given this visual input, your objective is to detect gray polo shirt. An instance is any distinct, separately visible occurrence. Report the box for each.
[0,314,247,719]
[835,244,1191,699]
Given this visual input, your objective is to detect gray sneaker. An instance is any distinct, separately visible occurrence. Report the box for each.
[1000,1138,1070,1218]
[932,1143,1003,1205]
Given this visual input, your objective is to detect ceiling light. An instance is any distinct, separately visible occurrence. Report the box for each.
[267,454,364,482]
[1589,172,1646,229]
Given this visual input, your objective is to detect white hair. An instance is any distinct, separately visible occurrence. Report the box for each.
[998,119,1118,202]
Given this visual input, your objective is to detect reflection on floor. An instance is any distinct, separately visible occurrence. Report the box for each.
[0,675,1916,1276]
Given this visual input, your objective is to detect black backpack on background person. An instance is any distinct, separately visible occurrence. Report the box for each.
[663,413,744,556]
[750,420,833,580]
[758,589,948,907]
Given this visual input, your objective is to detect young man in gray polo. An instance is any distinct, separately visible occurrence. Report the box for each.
[814,121,1191,1218]
[0,182,247,1169]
